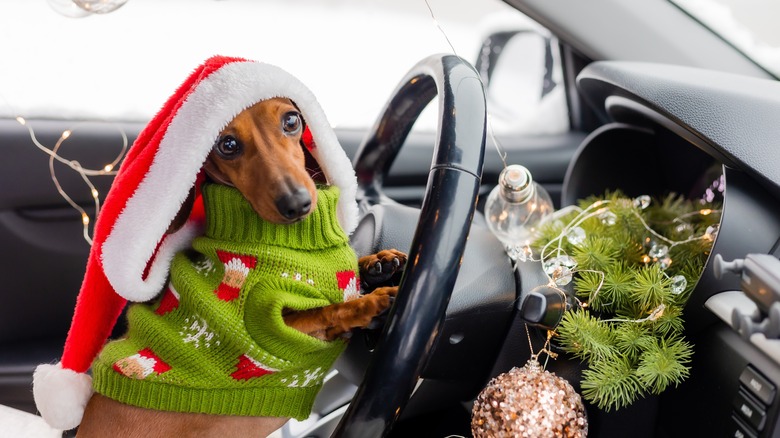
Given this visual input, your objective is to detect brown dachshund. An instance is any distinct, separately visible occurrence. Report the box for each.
[75,98,406,437]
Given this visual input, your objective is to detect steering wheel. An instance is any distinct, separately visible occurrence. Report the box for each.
[331,54,487,437]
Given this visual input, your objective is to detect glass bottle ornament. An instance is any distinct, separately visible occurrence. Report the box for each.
[485,164,554,259]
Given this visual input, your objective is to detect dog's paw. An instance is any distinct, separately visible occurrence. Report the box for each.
[359,249,407,287]
[323,286,398,340]
[354,286,397,321]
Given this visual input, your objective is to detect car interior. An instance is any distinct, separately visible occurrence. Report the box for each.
[2,0,780,437]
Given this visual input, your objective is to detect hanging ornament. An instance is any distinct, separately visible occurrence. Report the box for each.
[674,222,694,237]
[73,0,128,14]
[648,243,669,259]
[670,275,687,294]
[485,164,554,261]
[597,210,617,226]
[566,226,586,246]
[633,195,651,209]
[543,255,578,277]
[705,224,720,241]
[471,358,588,438]
[47,0,91,18]
[507,244,534,262]
[48,0,128,17]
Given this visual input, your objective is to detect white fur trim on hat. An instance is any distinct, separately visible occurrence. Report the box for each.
[101,60,358,302]
[33,363,93,431]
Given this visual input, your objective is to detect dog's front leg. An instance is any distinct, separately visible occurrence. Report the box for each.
[283,286,397,341]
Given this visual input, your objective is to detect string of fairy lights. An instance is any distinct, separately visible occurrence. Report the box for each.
[5,1,131,244]
[15,116,128,245]
[513,196,721,322]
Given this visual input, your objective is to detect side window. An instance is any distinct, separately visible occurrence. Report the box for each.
[476,20,569,136]
[410,10,569,137]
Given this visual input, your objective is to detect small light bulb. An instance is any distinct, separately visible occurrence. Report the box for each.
[61,130,72,140]
[81,213,90,225]
[700,208,712,215]
[104,164,113,172]
[91,189,99,198]
[641,255,651,264]
[15,116,26,126]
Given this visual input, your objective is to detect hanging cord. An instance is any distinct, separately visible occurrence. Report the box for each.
[423,0,508,169]
[525,323,557,368]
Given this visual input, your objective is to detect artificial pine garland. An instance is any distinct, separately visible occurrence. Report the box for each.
[531,191,720,411]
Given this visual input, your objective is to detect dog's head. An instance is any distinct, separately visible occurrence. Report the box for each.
[203,97,320,224]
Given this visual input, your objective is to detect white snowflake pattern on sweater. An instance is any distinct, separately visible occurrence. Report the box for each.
[179,315,220,348]
[281,367,324,388]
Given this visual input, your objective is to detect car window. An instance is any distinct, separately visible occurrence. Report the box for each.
[0,0,567,135]
[670,0,780,78]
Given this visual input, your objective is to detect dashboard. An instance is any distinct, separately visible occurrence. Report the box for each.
[559,61,780,437]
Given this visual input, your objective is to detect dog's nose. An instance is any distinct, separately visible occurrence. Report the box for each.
[276,188,312,220]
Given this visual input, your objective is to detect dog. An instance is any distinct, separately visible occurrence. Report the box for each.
[74,97,406,437]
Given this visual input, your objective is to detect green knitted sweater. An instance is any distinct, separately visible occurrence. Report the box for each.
[92,184,359,420]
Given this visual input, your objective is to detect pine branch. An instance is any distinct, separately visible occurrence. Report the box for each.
[650,303,685,336]
[636,335,693,394]
[581,356,643,411]
[611,229,645,265]
[614,323,651,362]
[573,270,607,309]
[598,262,636,312]
[572,236,620,272]
[630,265,671,311]
[557,309,615,361]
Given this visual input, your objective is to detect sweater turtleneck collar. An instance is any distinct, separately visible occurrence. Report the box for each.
[202,183,349,250]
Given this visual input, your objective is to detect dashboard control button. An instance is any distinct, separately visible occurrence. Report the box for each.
[740,366,775,405]
[730,415,758,438]
[733,390,767,431]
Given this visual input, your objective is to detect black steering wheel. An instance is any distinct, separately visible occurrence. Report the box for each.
[331,54,487,437]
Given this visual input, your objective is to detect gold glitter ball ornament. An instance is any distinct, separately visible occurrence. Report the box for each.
[471,360,588,437]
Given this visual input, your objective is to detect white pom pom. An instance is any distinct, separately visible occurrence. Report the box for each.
[33,363,93,430]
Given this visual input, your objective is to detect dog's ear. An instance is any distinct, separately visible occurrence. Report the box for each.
[302,141,326,184]
[167,185,196,234]
[202,154,234,187]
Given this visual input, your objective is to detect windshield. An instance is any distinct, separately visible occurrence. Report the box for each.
[0,0,540,133]
[670,0,780,78]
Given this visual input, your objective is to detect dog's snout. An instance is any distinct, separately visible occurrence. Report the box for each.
[275,188,312,221]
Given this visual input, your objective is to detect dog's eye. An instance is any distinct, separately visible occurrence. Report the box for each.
[282,112,302,135]
[214,135,242,159]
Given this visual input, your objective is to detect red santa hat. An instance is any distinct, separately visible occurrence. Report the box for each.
[32,55,359,430]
